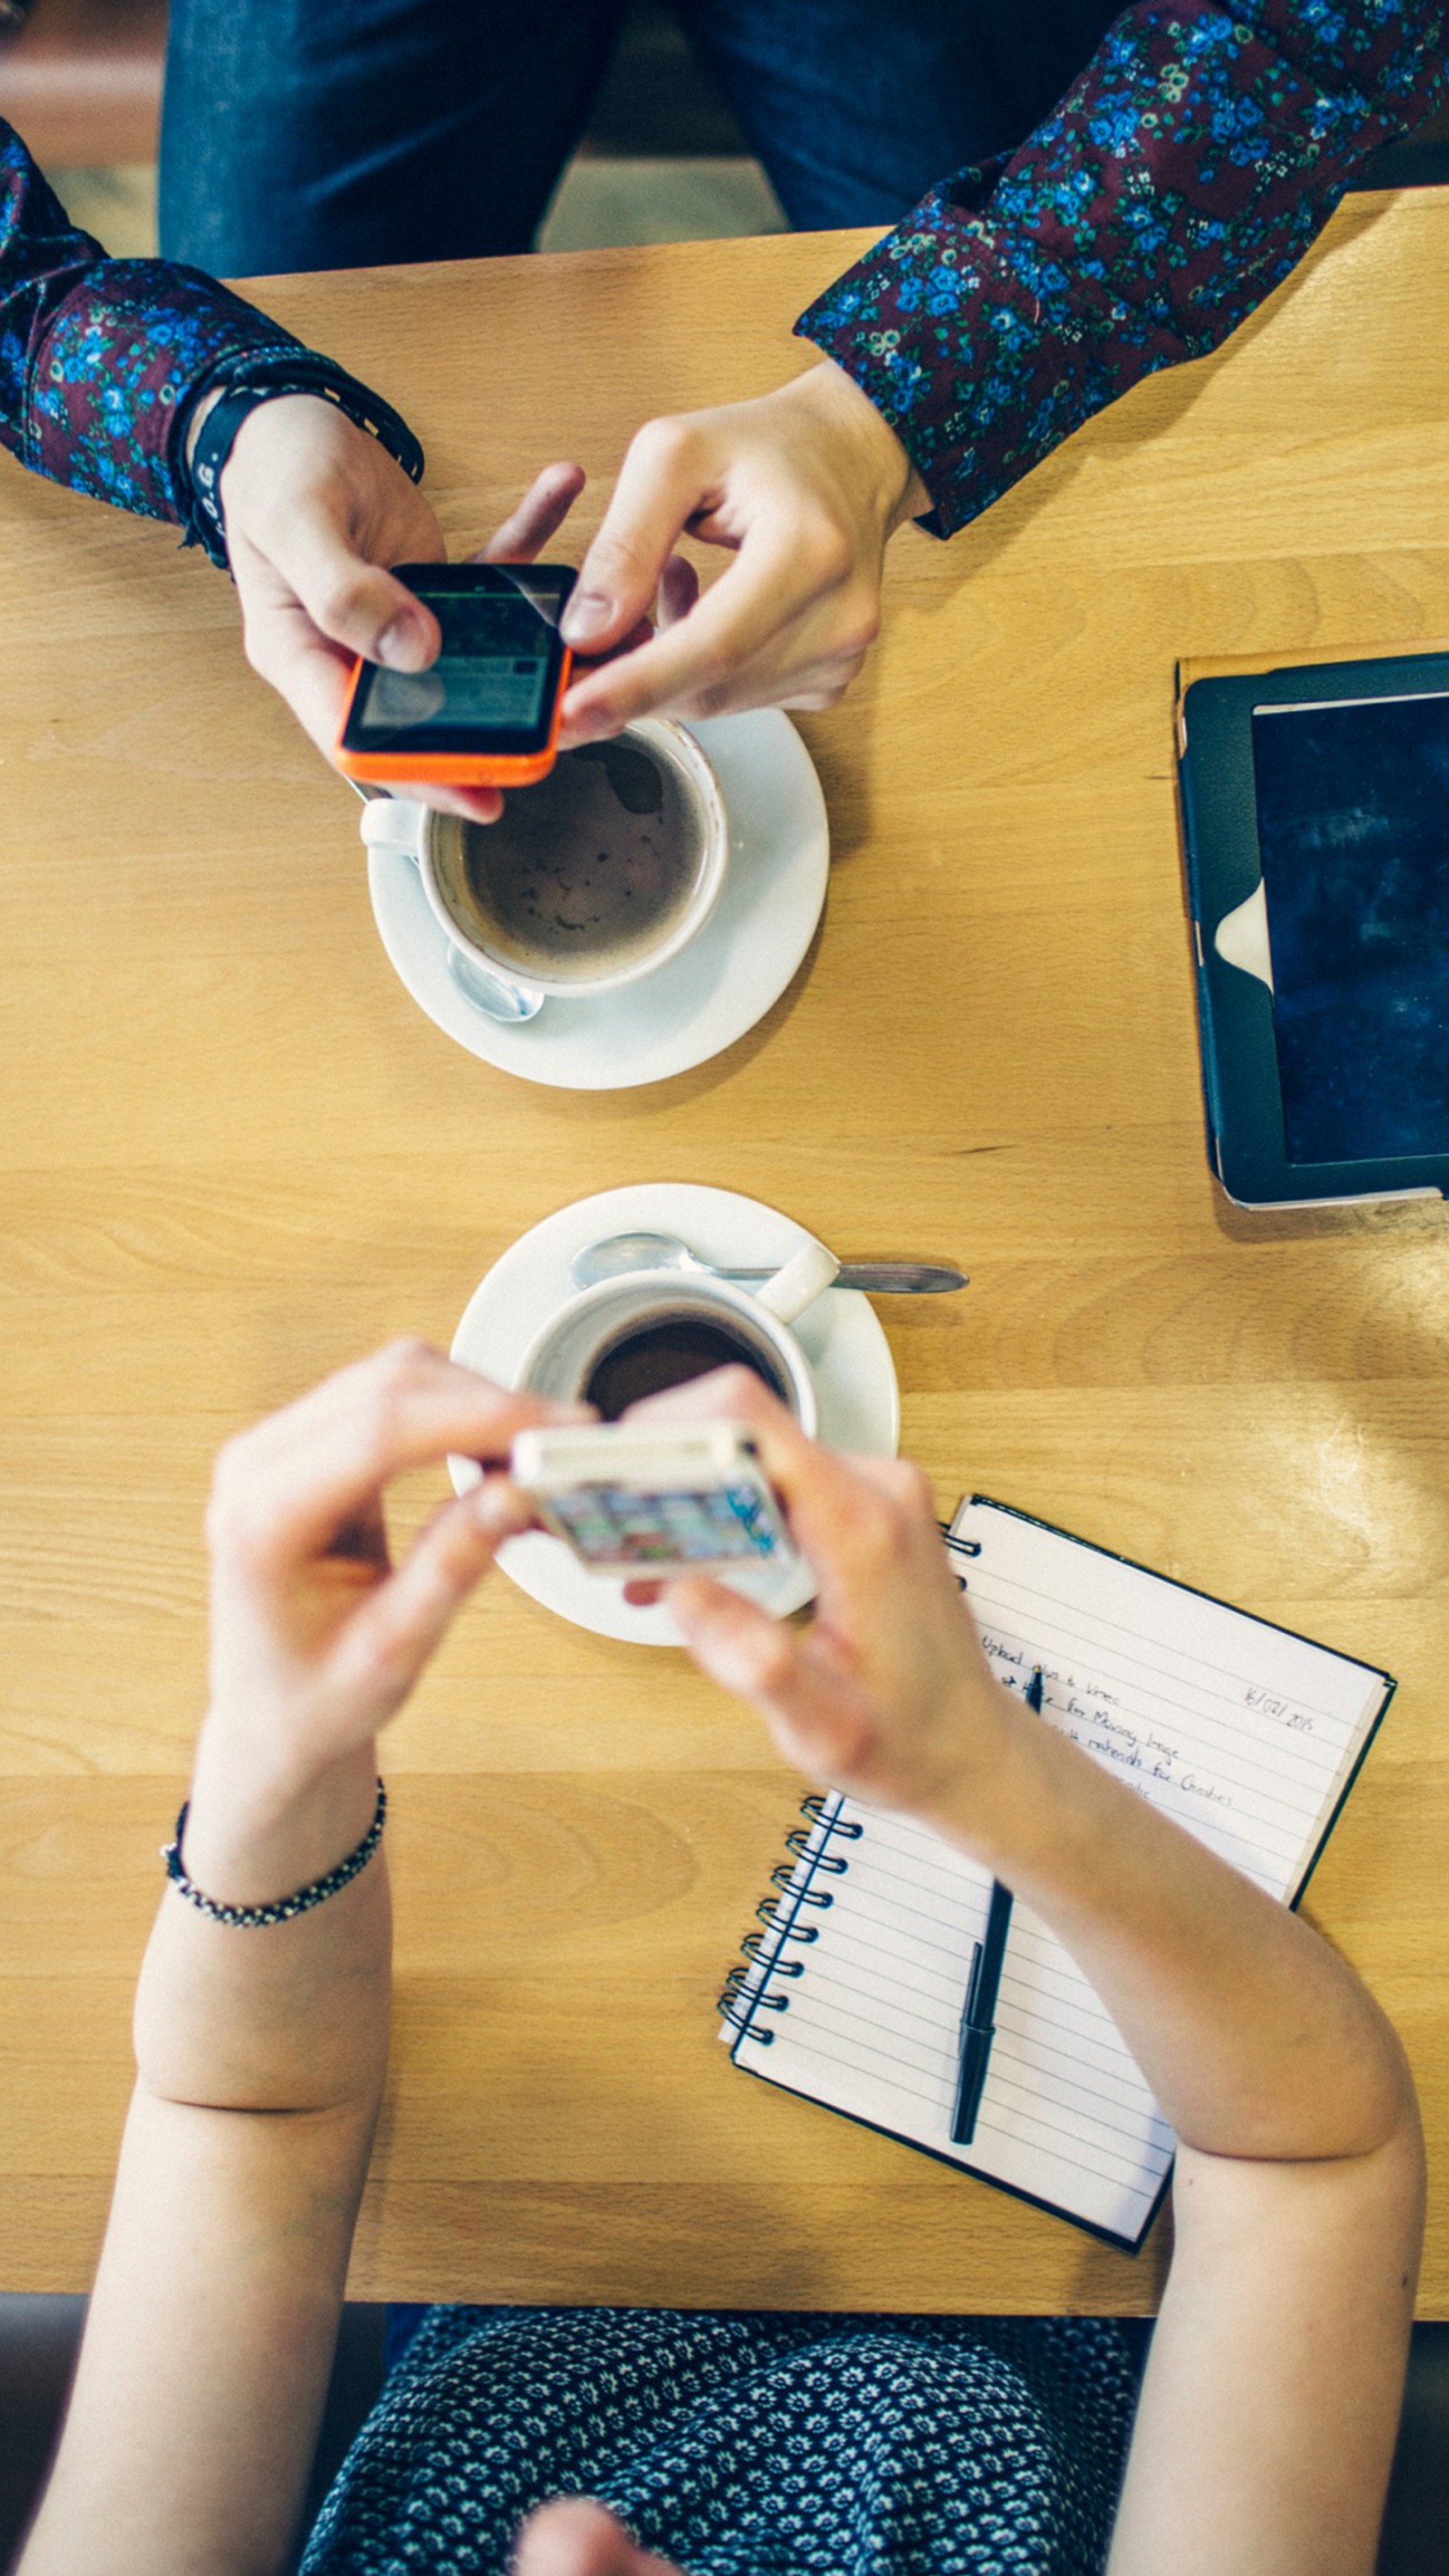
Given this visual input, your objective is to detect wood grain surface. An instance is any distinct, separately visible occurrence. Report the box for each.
[2,192,1447,2312]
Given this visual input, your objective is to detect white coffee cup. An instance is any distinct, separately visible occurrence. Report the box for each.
[514,1240,840,1431]
[359,716,728,1023]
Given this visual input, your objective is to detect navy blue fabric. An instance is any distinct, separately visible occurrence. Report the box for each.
[382,2303,429,2377]
[158,0,1121,274]
[302,2303,1142,2575]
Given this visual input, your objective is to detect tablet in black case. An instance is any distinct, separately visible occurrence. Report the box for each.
[1176,651,1449,1208]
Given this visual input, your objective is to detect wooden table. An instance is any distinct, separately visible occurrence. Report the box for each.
[3,193,1448,2315]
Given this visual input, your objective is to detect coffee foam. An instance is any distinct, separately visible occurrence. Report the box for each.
[433,738,709,983]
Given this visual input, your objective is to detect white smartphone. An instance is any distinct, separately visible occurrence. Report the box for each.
[509,1420,798,1576]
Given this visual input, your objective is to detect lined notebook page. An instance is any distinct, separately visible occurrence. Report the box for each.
[730,1498,1393,2247]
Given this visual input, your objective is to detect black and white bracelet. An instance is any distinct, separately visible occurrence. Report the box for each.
[176,351,426,573]
[160,1777,388,1927]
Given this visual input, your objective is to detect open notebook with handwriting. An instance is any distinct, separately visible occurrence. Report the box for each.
[720,1497,1395,2249]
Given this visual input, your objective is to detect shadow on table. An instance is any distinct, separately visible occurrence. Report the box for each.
[879,171,1406,657]
[1209,1187,1449,1249]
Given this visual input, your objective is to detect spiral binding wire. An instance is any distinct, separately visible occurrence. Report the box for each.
[718,1794,863,2043]
[723,1538,978,2040]
[941,1520,980,1594]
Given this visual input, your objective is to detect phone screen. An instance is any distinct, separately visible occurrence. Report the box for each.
[342,565,575,755]
[544,1477,791,1568]
[1251,692,1449,1164]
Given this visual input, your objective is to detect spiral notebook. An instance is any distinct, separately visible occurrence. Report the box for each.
[722,1496,1395,2249]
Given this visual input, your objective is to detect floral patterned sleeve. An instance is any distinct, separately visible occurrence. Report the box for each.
[798,1,1448,537]
[0,114,311,524]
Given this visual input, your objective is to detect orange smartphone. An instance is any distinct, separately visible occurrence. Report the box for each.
[335,562,576,788]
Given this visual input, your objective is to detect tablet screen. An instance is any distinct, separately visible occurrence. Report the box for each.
[1251,692,1449,1164]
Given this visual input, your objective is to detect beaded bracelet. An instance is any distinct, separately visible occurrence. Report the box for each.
[160,1778,388,1927]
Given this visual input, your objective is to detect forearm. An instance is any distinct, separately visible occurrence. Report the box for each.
[924,1700,1412,2165]
[652,1393,1424,2572]
[1,112,321,526]
[135,1735,390,2112]
[16,2081,375,2576]
[14,1350,552,2576]
[1106,2130,1423,2576]
[15,1744,389,2576]
[799,0,1449,536]
[0,115,105,478]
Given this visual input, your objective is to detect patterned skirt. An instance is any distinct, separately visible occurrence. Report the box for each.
[302,2303,1142,2575]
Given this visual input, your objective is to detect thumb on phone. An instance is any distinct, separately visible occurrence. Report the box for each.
[266,511,442,672]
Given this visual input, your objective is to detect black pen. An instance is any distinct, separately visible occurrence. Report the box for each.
[950,1664,1041,2146]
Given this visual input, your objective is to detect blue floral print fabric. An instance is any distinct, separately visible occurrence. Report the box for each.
[799,1,1449,534]
[0,115,306,525]
[302,2304,1142,2576]
[5,5,1448,544]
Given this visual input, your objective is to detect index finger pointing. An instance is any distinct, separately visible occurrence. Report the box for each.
[561,520,811,736]
[561,417,716,655]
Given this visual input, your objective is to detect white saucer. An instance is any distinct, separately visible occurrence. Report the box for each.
[369,711,829,1090]
[449,1181,900,1646]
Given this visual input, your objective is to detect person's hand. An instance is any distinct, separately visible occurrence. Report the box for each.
[215,395,585,821]
[620,1370,1012,1827]
[513,2499,681,2576]
[557,360,930,743]
[198,1340,587,1799]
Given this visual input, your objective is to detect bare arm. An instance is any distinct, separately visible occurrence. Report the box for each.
[955,1710,1421,2576]
[631,1370,1423,2576]
[15,1352,1420,2576]
[15,1345,582,2576]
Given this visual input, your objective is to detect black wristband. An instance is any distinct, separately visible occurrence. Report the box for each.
[178,354,426,572]
[161,1777,388,1927]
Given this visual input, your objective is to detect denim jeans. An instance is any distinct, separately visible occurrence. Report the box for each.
[158,0,1122,275]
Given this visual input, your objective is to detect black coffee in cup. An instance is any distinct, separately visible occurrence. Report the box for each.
[432,735,711,984]
[583,1312,790,1420]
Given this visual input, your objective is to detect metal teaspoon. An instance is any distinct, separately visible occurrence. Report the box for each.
[570,1231,968,1294]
